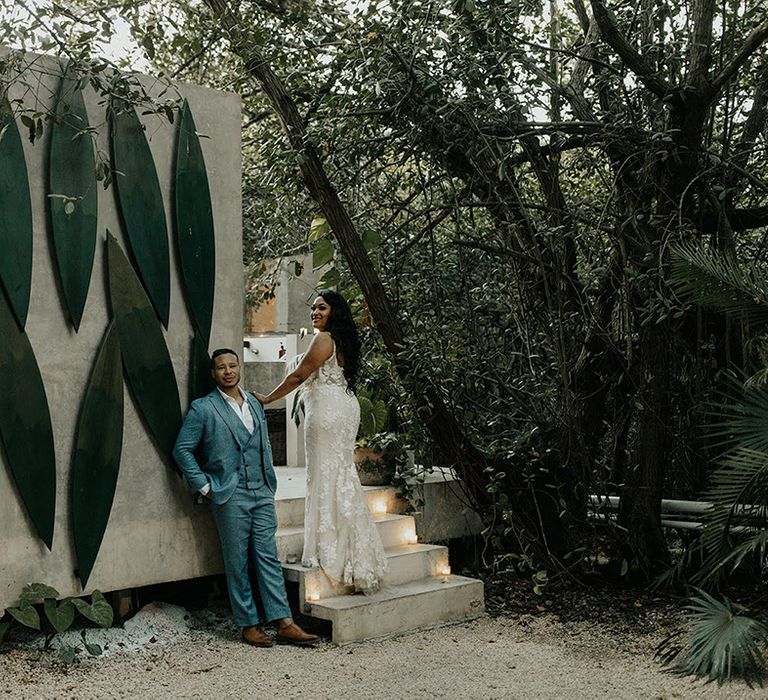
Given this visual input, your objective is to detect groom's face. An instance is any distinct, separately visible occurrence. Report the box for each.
[212,353,241,390]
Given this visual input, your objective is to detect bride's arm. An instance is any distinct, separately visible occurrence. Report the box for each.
[255,332,334,405]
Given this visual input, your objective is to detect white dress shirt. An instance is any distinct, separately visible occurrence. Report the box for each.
[199,387,254,496]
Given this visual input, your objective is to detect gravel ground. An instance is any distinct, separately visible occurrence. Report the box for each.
[0,607,764,699]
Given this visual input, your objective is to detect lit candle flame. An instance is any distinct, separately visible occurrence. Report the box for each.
[309,591,320,601]
[373,500,387,514]
[406,532,418,545]
[439,565,451,577]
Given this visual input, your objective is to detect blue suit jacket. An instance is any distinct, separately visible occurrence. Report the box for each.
[172,389,277,504]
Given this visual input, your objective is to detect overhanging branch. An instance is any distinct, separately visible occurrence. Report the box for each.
[710,18,768,95]
[589,0,672,98]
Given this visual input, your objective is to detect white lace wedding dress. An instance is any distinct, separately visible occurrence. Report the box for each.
[301,343,387,591]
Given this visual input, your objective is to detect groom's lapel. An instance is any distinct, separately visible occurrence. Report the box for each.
[209,391,246,446]
[243,394,263,447]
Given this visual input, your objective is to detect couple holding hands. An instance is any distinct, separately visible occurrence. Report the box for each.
[172,291,387,647]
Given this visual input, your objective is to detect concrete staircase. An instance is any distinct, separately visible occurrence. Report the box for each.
[275,483,485,644]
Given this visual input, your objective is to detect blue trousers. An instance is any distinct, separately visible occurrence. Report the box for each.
[211,483,291,627]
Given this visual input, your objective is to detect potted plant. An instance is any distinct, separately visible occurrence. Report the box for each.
[353,391,400,485]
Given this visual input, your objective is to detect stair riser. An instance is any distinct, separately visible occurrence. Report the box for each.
[309,579,485,645]
[276,487,403,527]
[308,549,449,599]
[376,515,417,549]
[277,515,416,563]
[276,497,305,527]
[294,547,450,599]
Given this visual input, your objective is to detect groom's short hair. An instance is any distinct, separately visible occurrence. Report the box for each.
[210,348,240,369]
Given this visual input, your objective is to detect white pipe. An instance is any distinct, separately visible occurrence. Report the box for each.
[589,495,766,518]
[588,512,749,533]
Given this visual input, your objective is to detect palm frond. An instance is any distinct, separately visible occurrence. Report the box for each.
[716,530,768,574]
[691,448,768,586]
[669,242,768,324]
[707,371,768,453]
[656,590,768,685]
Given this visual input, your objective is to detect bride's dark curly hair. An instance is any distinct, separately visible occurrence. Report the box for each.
[317,289,360,393]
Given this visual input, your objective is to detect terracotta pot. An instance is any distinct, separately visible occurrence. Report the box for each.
[353,446,395,486]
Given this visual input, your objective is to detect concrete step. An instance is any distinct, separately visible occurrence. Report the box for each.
[276,514,416,563]
[303,575,485,644]
[276,485,403,527]
[282,543,449,599]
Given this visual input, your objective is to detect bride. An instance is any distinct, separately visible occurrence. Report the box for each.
[256,290,387,591]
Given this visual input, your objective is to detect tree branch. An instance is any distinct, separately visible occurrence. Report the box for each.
[588,0,672,98]
[710,18,768,95]
[688,0,715,89]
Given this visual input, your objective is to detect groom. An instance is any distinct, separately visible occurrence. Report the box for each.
[173,348,319,647]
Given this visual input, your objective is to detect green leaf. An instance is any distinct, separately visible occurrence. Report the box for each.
[174,99,215,344]
[308,214,330,242]
[73,591,113,628]
[317,267,341,289]
[72,321,124,588]
[84,640,102,656]
[19,583,59,605]
[80,630,102,656]
[358,396,375,437]
[141,34,155,59]
[290,390,305,428]
[312,238,334,270]
[0,620,11,644]
[620,559,629,577]
[58,644,77,664]
[372,399,389,432]
[362,229,381,251]
[44,598,75,634]
[7,605,40,630]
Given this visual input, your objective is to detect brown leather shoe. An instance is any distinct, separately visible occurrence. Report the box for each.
[275,622,320,647]
[242,625,273,647]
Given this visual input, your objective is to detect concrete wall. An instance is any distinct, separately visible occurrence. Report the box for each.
[0,52,241,609]
[245,254,326,334]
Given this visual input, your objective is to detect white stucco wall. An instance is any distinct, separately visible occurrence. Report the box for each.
[0,51,241,609]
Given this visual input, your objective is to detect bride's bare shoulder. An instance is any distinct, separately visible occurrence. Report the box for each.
[308,331,334,357]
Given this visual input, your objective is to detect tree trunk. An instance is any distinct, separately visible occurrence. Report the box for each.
[618,322,670,573]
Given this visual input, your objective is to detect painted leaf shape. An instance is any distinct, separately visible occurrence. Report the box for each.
[0,100,33,329]
[189,330,213,403]
[110,99,171,328]
[49,66,97,331]
[175,100,215,344]
[106,232,181,460]
[0,288,56,549]
[72,320,123,587]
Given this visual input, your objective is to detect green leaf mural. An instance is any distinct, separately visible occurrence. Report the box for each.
[0,100,33,329]
[0,288,56,549]
[106,232,181,460]
[189,330,213,403]
[72,321,123,587]
[49,65,97,331]
[110,100,171,328]
[175,100,215,344]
